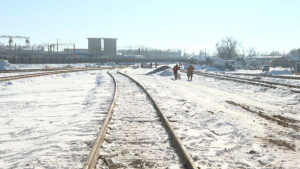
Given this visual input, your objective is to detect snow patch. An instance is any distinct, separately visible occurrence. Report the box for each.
[104,62,116,66]
[203,67,221,71]
[158,69,174,76]
[266,69,292,75]
[0,59,19,70]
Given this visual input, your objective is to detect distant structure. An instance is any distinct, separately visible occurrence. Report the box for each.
[87,38,117,57]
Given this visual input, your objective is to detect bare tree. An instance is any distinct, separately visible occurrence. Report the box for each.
[216,37,241,59]
[286,48,299,57]
[268,51,281,56]
[247,47,256,57]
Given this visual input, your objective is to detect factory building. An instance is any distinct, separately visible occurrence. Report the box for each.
[87,38,117,57]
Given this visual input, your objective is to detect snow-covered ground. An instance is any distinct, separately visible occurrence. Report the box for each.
[1,63,300,168]
[0,70,114,168]
[122,65,300,168]
[0,60,18,70]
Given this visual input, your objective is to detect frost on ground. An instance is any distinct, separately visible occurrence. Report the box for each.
[0,59,19,70]
[0,70,114,168]
[122,66,300,168]
[1,63,300,168]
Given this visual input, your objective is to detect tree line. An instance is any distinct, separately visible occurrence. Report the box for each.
[215,36,299,59]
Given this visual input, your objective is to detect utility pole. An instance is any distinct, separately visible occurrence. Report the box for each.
[200,50,202,60]
[243,47,244,58]
[147,49,149,59]
[15,43,16,57]
[57,39,58,56]
[74,45,75,58]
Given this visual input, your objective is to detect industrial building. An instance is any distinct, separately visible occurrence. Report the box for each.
[87,38,117,57]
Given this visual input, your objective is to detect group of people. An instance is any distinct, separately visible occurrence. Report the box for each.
[172,64,194,80]
[141,62,158,68]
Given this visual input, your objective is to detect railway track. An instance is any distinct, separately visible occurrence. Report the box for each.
[185,70,300,93]
[0,68,72,73]
[0,68,114,82]
[84,69,197,169]
[228,72,300,80]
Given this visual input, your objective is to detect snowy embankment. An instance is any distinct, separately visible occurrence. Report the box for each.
[0,70,114,168]
[0,59,19,70]
[122,65,300,168]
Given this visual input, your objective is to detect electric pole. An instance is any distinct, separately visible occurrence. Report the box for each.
[57,39,58,55]
[74,45,75,58]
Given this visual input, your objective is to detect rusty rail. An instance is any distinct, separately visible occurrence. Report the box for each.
[83,70,118,169]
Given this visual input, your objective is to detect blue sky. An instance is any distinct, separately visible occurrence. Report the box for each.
[0,0,300,55]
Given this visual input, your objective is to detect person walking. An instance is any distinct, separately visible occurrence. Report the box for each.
[155,62,157,68]
[187,65,194,80]
[173,64,180,79]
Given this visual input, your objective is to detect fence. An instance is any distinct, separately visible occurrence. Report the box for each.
[0,56,188,64]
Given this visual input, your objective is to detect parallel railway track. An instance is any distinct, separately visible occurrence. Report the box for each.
[185,70,300,93]
[0,68,72,73]
[0,68,115,82]
[84,69,197,169]
[229,72,300,80]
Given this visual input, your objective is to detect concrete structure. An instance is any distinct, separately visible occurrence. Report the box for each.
[87,38,117,57]
[87,38,102,55]
[103,38,117,57]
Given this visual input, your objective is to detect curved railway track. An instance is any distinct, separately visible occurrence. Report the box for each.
[185,70,300,93]
[84,69,197,169]
[0,68,114,82]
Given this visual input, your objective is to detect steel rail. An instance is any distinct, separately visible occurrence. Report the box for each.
[182,70,300,93]
[83,70,118,169]
[0,68,72,73]
[119,71,198,169]
[0,67,118,73]
[205,72,300,89]
[229,72,300,80]
[0,68,113,82]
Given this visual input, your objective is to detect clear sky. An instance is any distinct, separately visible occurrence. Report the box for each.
[0,0,300,55]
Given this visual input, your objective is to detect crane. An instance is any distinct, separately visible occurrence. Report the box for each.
[0,35,30,50]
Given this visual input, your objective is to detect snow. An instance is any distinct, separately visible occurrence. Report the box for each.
[103,62,116,66]
[0,59,19,70]
[14,63,101,69]
[0,69,114,168]
[158,68,174,76]
[193,65,204,71]
[267,69,292,75]
[1,63,300,168]
[203,67,221,71]
[122,67,300,168]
